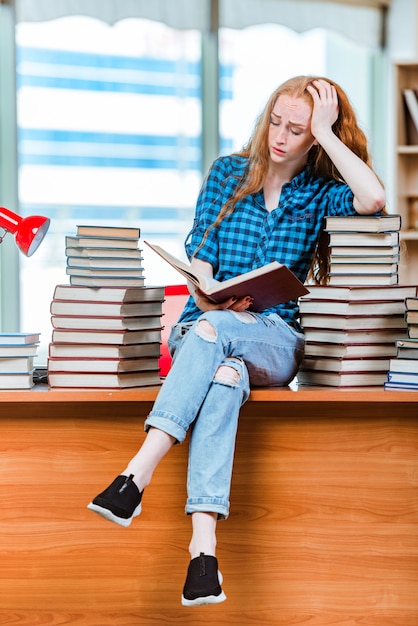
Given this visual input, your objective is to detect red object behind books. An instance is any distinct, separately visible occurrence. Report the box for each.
[159,285,189,377]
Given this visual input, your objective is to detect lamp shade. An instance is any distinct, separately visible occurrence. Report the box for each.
[0,206,50,256]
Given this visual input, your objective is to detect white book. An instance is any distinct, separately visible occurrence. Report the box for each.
[0,344,39,357]
[0,332,41,345]
[66,247,143,259]
[0,356,34,373]
[0,372,34,389]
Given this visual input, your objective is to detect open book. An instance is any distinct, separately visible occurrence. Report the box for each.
[145,241,309,312]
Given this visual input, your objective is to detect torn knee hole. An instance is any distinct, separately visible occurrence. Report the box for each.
[196,319,217,341]
[214,364,240,385]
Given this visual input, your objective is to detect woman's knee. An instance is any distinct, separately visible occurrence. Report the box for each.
[195,318,217,342]
[214,359,241,386]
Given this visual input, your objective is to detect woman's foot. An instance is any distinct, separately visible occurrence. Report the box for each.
[181,552,226,606]
[87,474,143,527]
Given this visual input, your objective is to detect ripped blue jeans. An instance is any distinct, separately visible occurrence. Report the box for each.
[144,310,305,519]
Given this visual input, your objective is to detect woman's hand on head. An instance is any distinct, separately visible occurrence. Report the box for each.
[306,79,339,140]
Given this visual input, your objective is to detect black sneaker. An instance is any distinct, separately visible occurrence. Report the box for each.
[181,552,226,606]
[87,474,143,527]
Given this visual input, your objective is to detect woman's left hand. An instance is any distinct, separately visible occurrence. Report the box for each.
[306,79,339,139]
[194,288,254,312]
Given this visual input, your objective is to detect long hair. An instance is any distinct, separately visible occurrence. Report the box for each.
[199,75,380,283]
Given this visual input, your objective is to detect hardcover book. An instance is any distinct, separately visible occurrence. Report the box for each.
[325,214,401,232]
[300,284,416,301]
[395,338,418,359]
[66,247,143,259]
[48,356,160,373]
[329,254,400,264]
[0,344,39,357]
[0,372,34,389]
[53,284,164,303]
[328,274,398,286]
[69,276,146,287]
[51,328,162,345]
[66,236,140,250]
[387,370,418,384]
[49,342,161,359]
[302,328,406,344]
[66,267,144,277]
[407,325,418,339]
[297,370,388,387]
[0,356,34,373]
[328,232,399,247]
[144,241,309,311]
[384,381,418,391]
[67,257,144,269]
[48,370,162,388]
[405,297,418,310]
[329,262,398,275]
[51,315,163,331]
[301,355,391,373]
[329,245,400,257]
[76,224,141,239]
[388,358,418,374]
[299,299,406,316]
[299,314,407,330]
[0,332,41,345]
[50,299,163,318]
[304,342,398,358]
[405,311,418,324]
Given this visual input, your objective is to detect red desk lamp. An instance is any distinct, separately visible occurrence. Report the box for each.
[0,206,50,256]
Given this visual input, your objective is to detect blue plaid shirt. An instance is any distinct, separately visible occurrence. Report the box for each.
[179,154,357,326]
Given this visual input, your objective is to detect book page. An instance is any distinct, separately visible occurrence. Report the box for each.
[144,241,218,291]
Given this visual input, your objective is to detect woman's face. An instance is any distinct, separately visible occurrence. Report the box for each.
[268,94,317,168]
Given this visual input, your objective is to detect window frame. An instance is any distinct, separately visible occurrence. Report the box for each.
[0,2,20,331]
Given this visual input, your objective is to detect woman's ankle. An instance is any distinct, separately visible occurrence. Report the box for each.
[189,511,218,559]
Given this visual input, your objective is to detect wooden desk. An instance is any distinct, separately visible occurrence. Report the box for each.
[0,386,417,625]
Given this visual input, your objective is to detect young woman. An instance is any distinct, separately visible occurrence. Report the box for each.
[87,76,386,606]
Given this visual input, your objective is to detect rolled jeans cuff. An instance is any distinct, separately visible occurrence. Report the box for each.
[186,498,230,520]
[144,410,188,443]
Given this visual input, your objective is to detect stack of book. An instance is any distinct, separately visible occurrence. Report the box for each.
[0,332,41,389]
[48,224,165,389]
[297,214,415,387]
[297,284,417,387]
[325,214,401,286]
[48,284,165,388]
[385,296,418,390]
[65,224,145,287]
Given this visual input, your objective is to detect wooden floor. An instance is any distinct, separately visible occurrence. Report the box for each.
[0,387,417,624]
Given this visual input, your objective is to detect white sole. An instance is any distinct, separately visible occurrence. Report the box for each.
[87,501,142,527]
[181,570,226,606]
[181,590,227,606]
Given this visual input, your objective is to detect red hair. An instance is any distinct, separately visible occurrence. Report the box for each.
[199,75,382,283]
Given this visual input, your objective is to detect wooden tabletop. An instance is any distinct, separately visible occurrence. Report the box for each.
[0,385,416,403]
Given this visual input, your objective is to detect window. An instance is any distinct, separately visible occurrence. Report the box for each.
[16,17,202,363]
[14,16,383,364]
[219,24,376,154]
